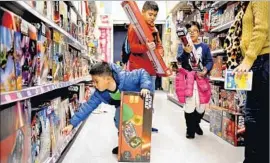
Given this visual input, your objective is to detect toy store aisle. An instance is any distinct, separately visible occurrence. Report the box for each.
[60,91,244,163]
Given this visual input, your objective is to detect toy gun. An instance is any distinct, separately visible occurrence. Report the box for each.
[176,27,203,71]
[121,1,172,77]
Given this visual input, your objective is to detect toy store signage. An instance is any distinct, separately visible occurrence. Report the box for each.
[100,15,111,26]
[98,27,111,62]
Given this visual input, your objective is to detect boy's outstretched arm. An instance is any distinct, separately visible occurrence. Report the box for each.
[69,91,102,127]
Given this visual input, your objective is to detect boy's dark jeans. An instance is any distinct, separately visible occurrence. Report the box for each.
[244,54,269,163]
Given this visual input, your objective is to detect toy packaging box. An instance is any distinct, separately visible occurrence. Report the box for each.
[0,101,31,163]
[225,70,253,91]
[0,8,17,93]
[210,109,223,138]
[118,92,153,162]
[210,56,223,78]
[49,97,61,156]
[68,83,85,108]
[31,104,51,163]
[222,110,245,146]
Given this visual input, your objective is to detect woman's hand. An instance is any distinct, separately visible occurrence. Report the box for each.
[232,62,252,77]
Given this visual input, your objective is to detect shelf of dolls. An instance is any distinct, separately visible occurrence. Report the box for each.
[0,76,91,106]
[211,20,234,33]
[13,1,87,51]
[46,122,84,163]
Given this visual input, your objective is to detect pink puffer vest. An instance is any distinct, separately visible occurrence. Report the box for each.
[175,68,211,104]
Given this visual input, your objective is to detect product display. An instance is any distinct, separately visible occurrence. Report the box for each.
[210,108,223,137]
[118,92,153,162]
[222,111,245,146]
[0,101,31,163]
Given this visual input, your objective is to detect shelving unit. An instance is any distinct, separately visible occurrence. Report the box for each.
[211,20,234,33]
[211,1,227,8]
[0,76,91,105]
[65,1,86,25]
[11,1,87,51]
[210,76,225,82]
[46,122,85,163]
[211,49,225,55]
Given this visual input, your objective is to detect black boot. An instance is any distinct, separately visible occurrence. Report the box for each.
[195,110,204,135]
[112,146,118,154]
[184,112,195,139]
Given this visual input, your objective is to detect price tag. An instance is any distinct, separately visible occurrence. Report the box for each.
[5,95,11,102]
[17,93,23,99]
[27,91,31,97]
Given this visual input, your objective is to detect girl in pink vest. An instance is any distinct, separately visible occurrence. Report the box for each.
[176,21,213,139]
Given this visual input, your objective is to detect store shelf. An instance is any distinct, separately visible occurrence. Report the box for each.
[210,76,225,82]
[211,49,225,55]
[13,1,86,51]
[211,20,234,33]
[65,1,86,25]
[210,105,244,115]
[167,94,183,107]
[211,1,227,8]
[46,122,84,163]
[0,76,91,106]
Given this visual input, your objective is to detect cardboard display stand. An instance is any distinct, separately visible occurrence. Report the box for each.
[118,92,153,162]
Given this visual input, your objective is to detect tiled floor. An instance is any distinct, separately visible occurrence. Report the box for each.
[61,91,244,163]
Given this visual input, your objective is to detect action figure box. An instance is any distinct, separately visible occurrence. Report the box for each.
[0,8,17,92]
[53,1,60,26]
[210,109,223,138]
[59,1,68,30]
[210,56,223,78]
[63,44,71,81]
[68,83,85,107]
[118,92,153,162]
[222,110,245,146]
[49,97,61,156]
[52,31,64,82]
[234,91,246,113]
[226,91,236,112]
[0,101,31,163]
[31,104,51,163]
[210,85,220,106]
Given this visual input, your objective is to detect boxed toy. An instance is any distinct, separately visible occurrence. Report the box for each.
[0,8,17,92]
[52,30,64,82]
[222,110,245,146]
[68,83,85,106]
[210,85,220,106]
[53,1,61,26]
[226,91,236,112]
[234,91,246,113]
[210,108,223,137]
[0,101,31,163]
[118,92,153,162]
[210,56,223,78]
[49,97,61,156]
[59,1,68,30]
[63,44,71,81]
[31,104,51,163]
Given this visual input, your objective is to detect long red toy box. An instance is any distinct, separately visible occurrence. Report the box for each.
[121,1,172,77]
[118,92,153,162]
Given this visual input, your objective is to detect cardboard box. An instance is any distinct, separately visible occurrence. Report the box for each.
[118,92,153,162]
[68,83,85,106]
[222,111,245,146]
[210,109,223,137]
[0,101,31,163]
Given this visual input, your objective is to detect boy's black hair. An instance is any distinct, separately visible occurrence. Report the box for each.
[90,61,112,76]
[185,21,201,31]
[142,1,159,12]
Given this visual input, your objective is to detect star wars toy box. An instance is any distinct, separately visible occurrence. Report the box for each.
[222,110,245,146]
[209,108,223,138]
[0,100,31,163]
[118,92,153,162]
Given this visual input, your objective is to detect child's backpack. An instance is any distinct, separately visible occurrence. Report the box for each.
[121,35,131,64]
